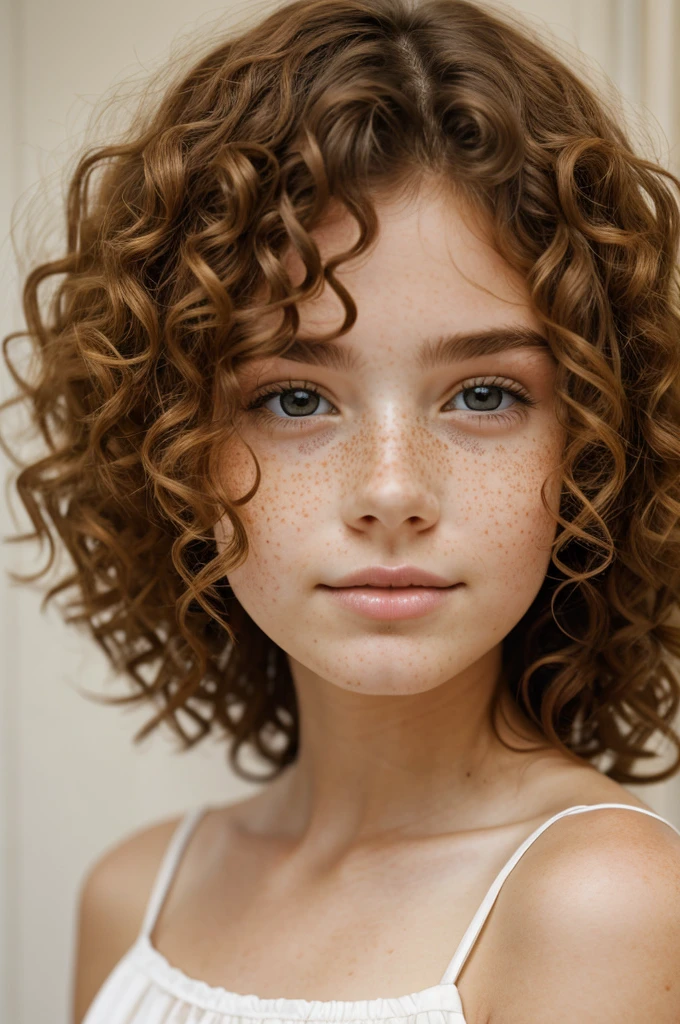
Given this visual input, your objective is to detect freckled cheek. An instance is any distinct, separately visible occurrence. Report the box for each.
[455,447,561,589]
[489,473,557,585]
[213,436,335,569]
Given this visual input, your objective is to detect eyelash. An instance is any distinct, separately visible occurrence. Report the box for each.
[244,376,538,430]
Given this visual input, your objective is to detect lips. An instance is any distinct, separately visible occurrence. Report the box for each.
[321,582,460,620]
[324,565,455,588]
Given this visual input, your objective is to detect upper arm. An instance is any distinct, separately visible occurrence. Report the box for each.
[71,814,182,1024]
[488,810,680,1024]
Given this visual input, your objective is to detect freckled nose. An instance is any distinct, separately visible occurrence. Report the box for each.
[340,430,441,534]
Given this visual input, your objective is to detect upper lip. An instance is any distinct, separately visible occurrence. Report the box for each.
[324,565,456,588]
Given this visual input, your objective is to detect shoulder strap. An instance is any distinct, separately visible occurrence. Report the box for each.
[138,805,210,941]
[439,802,680,986]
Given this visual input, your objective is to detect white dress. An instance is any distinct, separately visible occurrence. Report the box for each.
[81,802,680,1023]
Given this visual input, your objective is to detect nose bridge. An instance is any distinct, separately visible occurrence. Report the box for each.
[358,403,424,479]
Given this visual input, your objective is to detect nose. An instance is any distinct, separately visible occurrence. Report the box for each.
[340,422,441,538]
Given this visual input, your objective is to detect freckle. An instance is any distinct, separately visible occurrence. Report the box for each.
[441,426,485,455]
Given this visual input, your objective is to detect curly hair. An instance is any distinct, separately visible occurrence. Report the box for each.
[2,0,680,785]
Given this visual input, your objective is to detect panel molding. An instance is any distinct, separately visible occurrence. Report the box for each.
[0,0,23,1015]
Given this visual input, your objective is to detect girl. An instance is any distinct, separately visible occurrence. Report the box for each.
[3,1,680,1022]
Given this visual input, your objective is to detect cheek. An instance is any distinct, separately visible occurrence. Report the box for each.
[459,439,561,593]
[213,435,328,593]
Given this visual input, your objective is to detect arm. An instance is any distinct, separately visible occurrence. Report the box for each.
[487,809,680,1023]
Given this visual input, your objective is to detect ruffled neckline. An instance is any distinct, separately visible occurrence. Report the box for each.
[129,933,465,1019]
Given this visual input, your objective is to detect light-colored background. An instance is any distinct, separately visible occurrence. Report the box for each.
[1,1,679,1021]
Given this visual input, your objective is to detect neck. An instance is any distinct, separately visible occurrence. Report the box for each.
[245,646,564,860]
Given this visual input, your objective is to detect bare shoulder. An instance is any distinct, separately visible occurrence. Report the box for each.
[76,810,188,939]
[486,803,680,1023]
[71,810,186,1024]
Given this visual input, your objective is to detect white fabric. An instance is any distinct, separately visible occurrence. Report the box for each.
[82,802,680,1023]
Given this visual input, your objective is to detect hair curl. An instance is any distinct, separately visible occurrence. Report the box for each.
[3,0,680,785]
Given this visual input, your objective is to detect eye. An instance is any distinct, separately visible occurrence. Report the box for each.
[446,381,526,414]
[245,382,336,425]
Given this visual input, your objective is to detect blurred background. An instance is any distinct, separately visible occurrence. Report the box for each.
[1,0,679,1021]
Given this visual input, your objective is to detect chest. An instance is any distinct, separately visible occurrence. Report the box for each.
[150,828,513,1021]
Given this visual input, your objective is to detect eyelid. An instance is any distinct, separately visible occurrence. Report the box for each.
[246,378,337,407]
[245,375,536,408]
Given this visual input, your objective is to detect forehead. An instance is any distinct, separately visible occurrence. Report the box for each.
[279,183,543,349]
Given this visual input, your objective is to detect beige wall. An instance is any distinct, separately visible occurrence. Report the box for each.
[1,1,679,1022]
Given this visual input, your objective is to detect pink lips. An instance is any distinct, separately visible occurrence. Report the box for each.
[326,565,454,588]
[322,585,460,620]
[318,565,462,620]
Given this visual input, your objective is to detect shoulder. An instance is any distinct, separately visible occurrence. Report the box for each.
[487,805,680,1023]
[77,810,187,934]
[72,811,186,1024]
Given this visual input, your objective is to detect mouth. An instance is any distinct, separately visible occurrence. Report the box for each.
[342,585,448,593]
[319,583,463,620]
[321,584,459,592]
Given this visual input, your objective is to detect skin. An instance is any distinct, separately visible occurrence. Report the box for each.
[212,176,596,859]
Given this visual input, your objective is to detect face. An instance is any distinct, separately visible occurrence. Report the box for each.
[214,180,564,697]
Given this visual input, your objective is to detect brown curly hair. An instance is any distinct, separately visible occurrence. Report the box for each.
[3,0,680,785]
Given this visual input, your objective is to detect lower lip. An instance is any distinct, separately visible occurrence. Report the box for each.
[319,585,462,620]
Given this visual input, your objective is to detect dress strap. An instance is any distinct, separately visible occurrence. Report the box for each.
[439,802,680,986]
[138,805,210,940]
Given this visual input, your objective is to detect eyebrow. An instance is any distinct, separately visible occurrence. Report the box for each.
[271,325,550,373]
